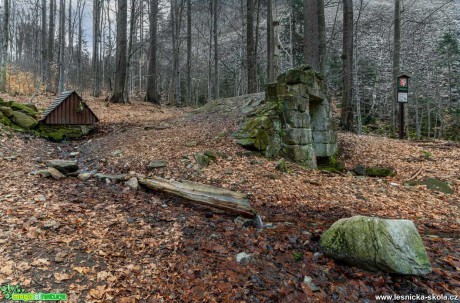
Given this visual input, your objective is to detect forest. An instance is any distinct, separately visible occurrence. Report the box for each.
[0,0,459,302]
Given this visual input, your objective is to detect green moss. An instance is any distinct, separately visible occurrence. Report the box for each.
[34,124,92,141]
[365,167,395,177]
[10,111,38,129]
[10,102,38,117]
[0,112,11,126]
[407,178,453,194]
[317,154,344,173]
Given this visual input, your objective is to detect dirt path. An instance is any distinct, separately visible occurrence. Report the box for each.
[0,97,459,302]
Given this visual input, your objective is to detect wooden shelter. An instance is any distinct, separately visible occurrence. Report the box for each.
[40,91,99,125]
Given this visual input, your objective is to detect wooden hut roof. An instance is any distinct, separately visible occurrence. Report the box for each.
[40,90,99,123]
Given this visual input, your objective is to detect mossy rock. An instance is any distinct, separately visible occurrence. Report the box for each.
[365,167,395,177]
[10,102,38,117]
[0,111,12,126]
[318,156,344,173]
[194,153,211,167]
[320,215,432,275]
[10,111,38,129]
[34,124,93,141]
[275,158,287,172]
[407,178,453,194]
[0,106,13,117]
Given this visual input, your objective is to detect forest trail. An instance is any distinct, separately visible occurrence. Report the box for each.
[0,95,459,302]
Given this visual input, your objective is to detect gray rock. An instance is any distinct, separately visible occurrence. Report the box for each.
[320,215,432,275]
[111,150,123,157]
[94,173,128,183]
[45,159,79,174]
[236,252,254,265]
[31,170,52,178]
[78,172,93,181]
[10,111,38,129]
[47,167,66,180]
[147,160,167,170]
[125,177,139,190]
[69,152,80,157]
[144,123,171,130]
[43,220,61,230]
[353,164,366,176]
[303,276,320,292]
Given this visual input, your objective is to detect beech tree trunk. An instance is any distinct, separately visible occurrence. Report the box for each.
[57,0,65,94]
[247,0,257,93]
[186,0,192,105]
[47,0,56,93]
[41,0,47,83]
[146,0,159,103]
[0,0,9,92]
[340,0,354,131]
[392,0,401,131]
[92,0,101,97]
[213,0,219,99]
[303,0,325,74]
[110,0,128,103]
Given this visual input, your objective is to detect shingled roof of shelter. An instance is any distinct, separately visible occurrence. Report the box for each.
[40,90,76,121]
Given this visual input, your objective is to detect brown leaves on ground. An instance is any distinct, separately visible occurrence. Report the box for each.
[0,95,458,302]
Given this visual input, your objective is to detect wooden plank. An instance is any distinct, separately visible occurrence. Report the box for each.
[139,176,256,218]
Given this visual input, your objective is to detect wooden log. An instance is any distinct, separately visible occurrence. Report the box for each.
[138,176,256,218]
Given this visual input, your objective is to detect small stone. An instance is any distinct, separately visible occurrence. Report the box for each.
[45,159,79,174]
[94,173,128,183]
[144,123,171,130]
[353,164,366,176]
[234,216,256,228]
[34,195,46,202]
[204,150,217,161]
[78,173,93,181]
[54,251,68,263]
[147,160,167,170]
[194,153,210,167]
[210,234,219,240]
[303,276,320,292]
[224,169,233,175]
[31,170,52,178]
[184,141,198,147]
[125,177,139,190]
[236,252,254,264]
[275,158,288,172]
[69,152,80,157]
[48,167,66,180]
[111,150,123,157]
[43,220,61,230]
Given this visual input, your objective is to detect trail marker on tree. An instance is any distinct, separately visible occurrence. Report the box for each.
[397,74,410,139]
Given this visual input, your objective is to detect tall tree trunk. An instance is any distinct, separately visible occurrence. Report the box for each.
[57,0,65,94]
[267,0,274,82]
[186,0,192,105]
[0,0,9,92]
[77,0,84,92]
[41,0,47,83]
[127,0,136,102]
[171,0,182,106]
[146,0,159,103]
[340,0,354,131]
[392,0,400,131]
[92,0,101,96]
[247,0,257,93]
[213,0,219,99]
[47,0,56,93]
[111,0,128,103]
[303,0,325,74]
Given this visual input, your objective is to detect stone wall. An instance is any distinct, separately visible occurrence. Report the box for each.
[234,65,337,168]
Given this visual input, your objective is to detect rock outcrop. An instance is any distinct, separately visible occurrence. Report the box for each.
[234,65,337,168]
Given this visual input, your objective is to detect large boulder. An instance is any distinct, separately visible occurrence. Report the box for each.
[45,160,79,174]
[0,111,12,126]
[320,215,432,275]
[10,102,38,117]
[0,106,13,117]
[10,111,38,129]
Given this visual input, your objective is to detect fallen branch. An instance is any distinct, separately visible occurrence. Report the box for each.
[407,166,423,181]
[139,176,256,218]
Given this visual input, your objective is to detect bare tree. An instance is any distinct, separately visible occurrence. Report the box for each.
[57,0,65,94]
[47,0,56,93]
[213,0,219,99]
[340,0,354,130]
[146,0,159,103]
[392,0,401,132]
[247,0,257,93]
[111,0,128,103]
[186,0,192,105]
[0,0,9,92]
[303,0,325,74]
[41,0,47,83]
[92,0,101,96]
